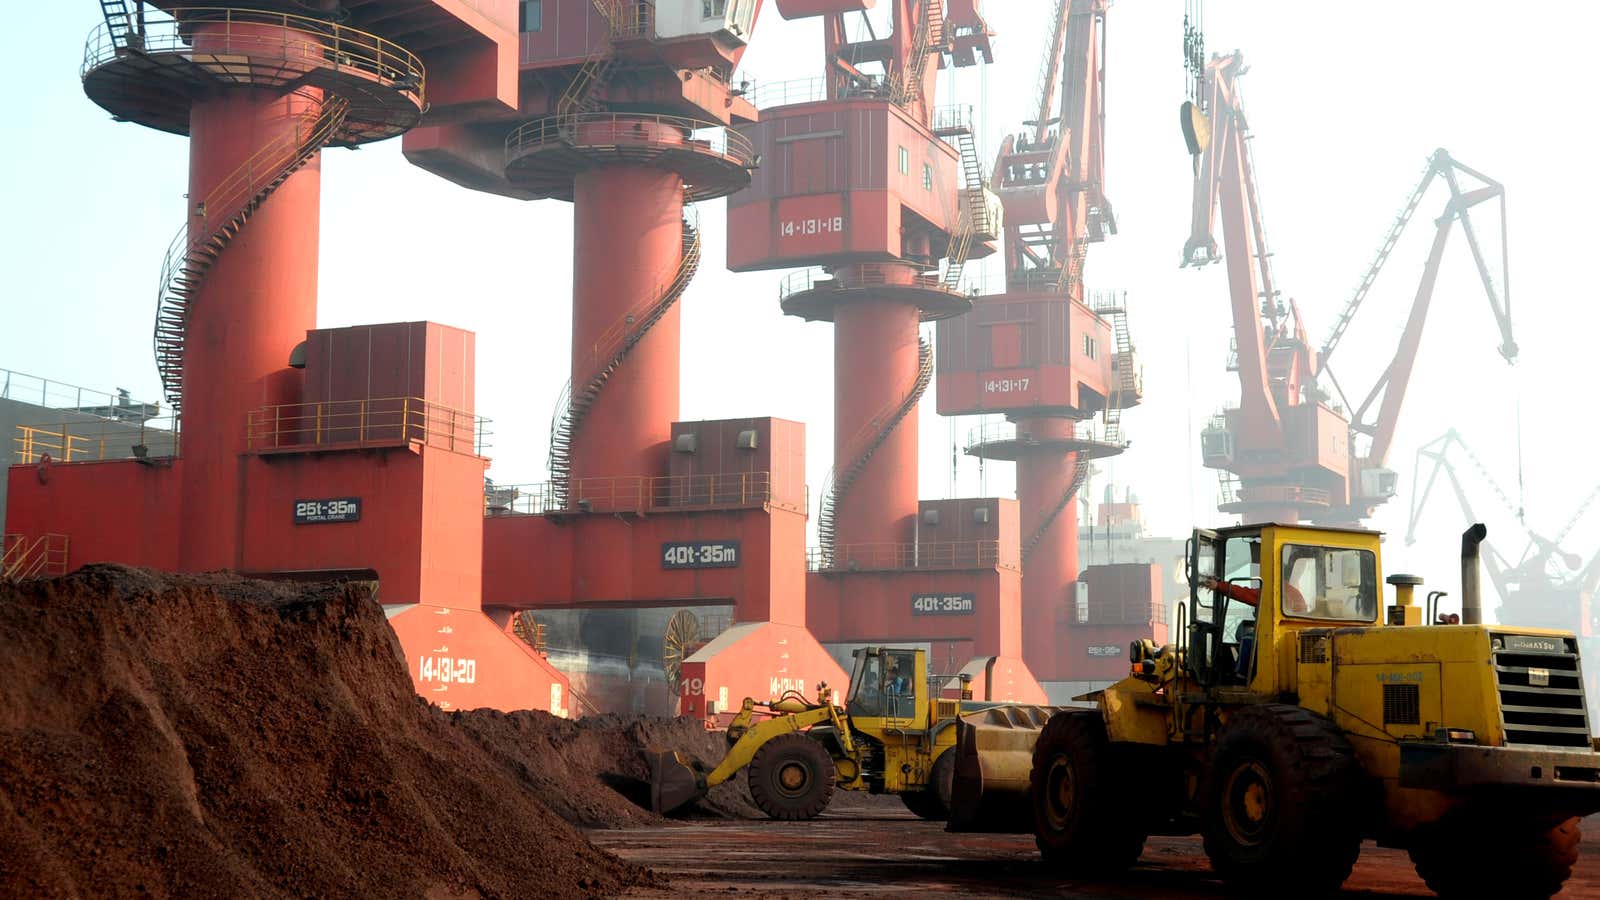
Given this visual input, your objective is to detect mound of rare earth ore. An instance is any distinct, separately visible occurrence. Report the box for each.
[0,565,652,899]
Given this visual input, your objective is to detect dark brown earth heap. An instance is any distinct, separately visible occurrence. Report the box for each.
[451,710,764,827]
[0,565,653,899]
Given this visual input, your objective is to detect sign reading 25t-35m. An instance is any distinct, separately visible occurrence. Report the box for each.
[662,541,740,569]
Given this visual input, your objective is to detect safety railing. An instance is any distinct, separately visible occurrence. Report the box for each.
[779,265,957,303]
[808,540,1015,573]
[0,368,161,421]
[506,112,757,167]
[965,419,1118,452]
[930,103,972,134]
[2,534,70,581]
[82,7,427,102]
[485,471,784,516]
[245,397,489,456]
[14,415,179,464]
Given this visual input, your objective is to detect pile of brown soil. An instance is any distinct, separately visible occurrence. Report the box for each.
[0,565,653,899]
[451,710,764,828]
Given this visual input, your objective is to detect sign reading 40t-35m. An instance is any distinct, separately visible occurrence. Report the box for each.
[661,541,740,569]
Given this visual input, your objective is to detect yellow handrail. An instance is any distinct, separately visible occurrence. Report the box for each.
[245,396,490,455]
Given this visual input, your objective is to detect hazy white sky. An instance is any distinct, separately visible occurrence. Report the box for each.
[2,2,1594,613]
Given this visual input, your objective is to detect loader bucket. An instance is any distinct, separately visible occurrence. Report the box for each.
[649,749,708,814]
[946,705,1057,833]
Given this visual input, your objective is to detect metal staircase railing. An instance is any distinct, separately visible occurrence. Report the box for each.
[1053,234,1088,295]
[1,533,69,581]
[943,128,987,291]
[552,0,643,134]
[153,93,350,412]
[547,205,702,503]
[1096,294,1135,446]
[889,0,943,109]
[818,334,934,560]
[1022,457,1090,562]
[99,0,135,44]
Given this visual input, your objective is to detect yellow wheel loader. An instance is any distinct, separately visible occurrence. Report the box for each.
[1020,523,1600,898]
[650,646,1053,821]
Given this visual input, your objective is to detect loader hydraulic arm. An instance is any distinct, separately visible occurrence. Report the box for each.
[700,700,852,789]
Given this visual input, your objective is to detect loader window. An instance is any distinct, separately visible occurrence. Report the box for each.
[845,649,916,719]
[1281,545,1378,622]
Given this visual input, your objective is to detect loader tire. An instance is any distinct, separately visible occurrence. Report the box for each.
[1030,710,1146,874]
[1201,704,1362,897]
[747,732,836,821]
[1409,816,1580,899]
[900,750,956,820]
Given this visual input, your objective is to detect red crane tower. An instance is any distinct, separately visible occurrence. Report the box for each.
[935,0,1146,687]
[1183,52,1515,525]
[7,3,575,712]
[403,0,850,715]
[725,0,1045,701]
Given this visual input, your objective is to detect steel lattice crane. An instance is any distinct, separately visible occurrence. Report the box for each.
[1407,428,1599,637]
[1182,51,1516,525]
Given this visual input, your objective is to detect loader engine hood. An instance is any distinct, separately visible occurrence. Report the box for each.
[1297,625,1593,750]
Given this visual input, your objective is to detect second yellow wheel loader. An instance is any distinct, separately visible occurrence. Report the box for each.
[650,646,1053,822]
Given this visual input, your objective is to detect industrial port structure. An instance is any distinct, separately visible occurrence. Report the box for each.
[3,0,1527,721]
[10,0,1161,718]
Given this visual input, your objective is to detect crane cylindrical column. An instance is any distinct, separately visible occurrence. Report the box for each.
[569,166,686,481]
[832,298,923,547]
[1016,415,1080,680]
[178,65,325,569]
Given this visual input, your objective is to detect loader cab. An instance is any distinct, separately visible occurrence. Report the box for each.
[1188,527,1264,687]
[845,647,927,729]
[1186,523,1384,690]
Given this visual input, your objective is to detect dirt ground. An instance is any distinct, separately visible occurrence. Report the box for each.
[596,810,1600,898]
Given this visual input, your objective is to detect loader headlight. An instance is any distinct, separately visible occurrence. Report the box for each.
[1491,637,1504,651]
[1436,728,1478,744]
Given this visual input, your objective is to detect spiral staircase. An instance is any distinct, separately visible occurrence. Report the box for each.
[547,207,702,504]
[817,334,934,562]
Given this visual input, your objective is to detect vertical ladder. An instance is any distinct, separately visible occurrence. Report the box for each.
[943,127,986,291]
[1097,295,1134,446]
[100,0,134,44]
[890,0,944,108]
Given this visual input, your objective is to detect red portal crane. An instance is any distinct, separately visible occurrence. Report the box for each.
[936,0,1146,684]
[726,0,1047,702]
[1184,52,1515,525]
[6,3,582,713]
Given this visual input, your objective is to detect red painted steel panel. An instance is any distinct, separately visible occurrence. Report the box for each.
[833,300,920,546]
[1017,417,1081,681]
[388,602,571,714]
[571,167,685,480]
[677,622,850,719]
[179,78,323,571]
[482,505,809,625]
[772,0,871,17]
[4,460,181,571]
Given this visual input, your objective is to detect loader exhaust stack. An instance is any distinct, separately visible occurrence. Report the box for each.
[1460,523,1488,626]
